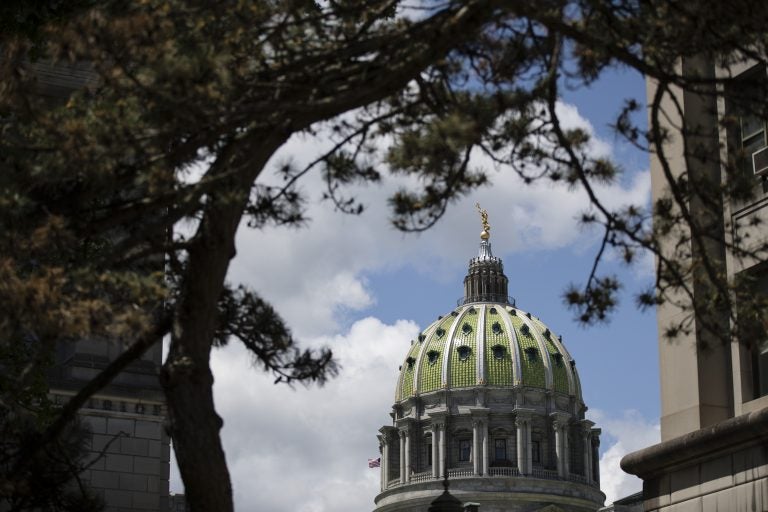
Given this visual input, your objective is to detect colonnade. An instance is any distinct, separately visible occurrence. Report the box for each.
[379,414,599,490]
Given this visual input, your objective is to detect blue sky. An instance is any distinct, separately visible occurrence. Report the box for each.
[169,64,663,510]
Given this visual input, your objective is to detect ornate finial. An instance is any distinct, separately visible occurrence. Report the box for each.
[475,203,490,240]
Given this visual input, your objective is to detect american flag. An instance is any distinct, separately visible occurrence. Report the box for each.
[368,457,381,468]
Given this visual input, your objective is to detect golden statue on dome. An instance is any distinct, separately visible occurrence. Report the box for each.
[475,203,490,240]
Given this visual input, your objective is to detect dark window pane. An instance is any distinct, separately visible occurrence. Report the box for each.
[459,439,471,462]
[494,439,506,461]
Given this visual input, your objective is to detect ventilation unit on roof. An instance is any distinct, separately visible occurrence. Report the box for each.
[753,146,768,176]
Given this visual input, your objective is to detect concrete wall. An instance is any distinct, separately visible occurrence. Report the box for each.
[642,445,767,512]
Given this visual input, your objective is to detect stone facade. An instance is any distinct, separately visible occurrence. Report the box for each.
[49,337,170,511]
[620,56,768,511]
[74,408,170,511]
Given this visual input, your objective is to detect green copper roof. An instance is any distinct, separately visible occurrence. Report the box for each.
[395,302,582,402]
[449,308,478,388]
[484,307,514,387]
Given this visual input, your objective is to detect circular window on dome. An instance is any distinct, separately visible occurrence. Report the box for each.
[492,345,506,360]
[457,345,471,361]
[427,350,440,365]
[520,324,531,336]
[489,307,497,314]
[524,347,538,362]
[436,328,445,338]
[491,321,502,335]
[468,308,477,315]
[461,323,472,335]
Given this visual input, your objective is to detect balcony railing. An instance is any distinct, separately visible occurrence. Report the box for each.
[410,471,433,483]
[487,467,520,477]
[383,467,599,491]
[457,295,516,306]
[531,468,559,480]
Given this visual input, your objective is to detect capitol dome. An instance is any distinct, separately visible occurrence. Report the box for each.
[374,209,605,512]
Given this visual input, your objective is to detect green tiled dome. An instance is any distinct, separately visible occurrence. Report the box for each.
[395,302,581,402]
[395,223,582,403]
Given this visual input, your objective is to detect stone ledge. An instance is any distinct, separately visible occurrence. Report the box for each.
[621,406,768,478]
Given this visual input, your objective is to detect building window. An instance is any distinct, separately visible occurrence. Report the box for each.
[427,350,440,365]
[531,440,541,464]
[736,270,768,400]
[494,439,507,461]
[739,99,767,177]
[422,440,433,467]
[525,347,538,363]
[457,345,471,361]
[405,356,415,370]
[552,353,564,367]
[459,439,471,462]
[752,340,768,398]
[491,321,502,335]
[462,323,472,335]
[728,66,768,179]
[492,345,506,360]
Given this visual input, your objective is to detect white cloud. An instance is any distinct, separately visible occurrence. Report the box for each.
[587,409,660,505]
[194,317,420,512]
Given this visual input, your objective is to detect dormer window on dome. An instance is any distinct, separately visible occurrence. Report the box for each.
[492,345,506,360]
[457,346,471,361]
[491,321,502,335]
[490,307,497,314]
[524,347,538,362]
[521,324,531,336]
[427,350,440,365]
[436,328,446,338]
[406,356,416,370]
[552,353,563,367]
[461,323,472,335]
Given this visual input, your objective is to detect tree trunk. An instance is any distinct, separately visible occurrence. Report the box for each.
[161,129,289,512]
